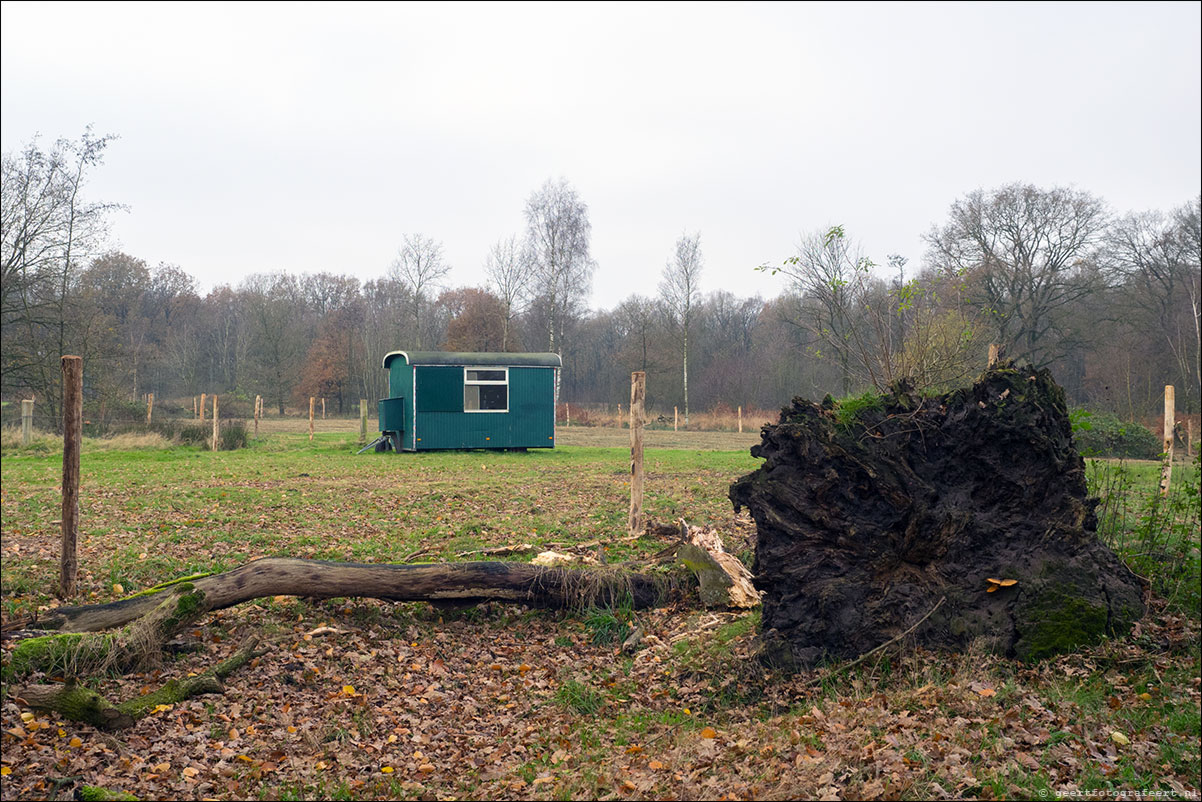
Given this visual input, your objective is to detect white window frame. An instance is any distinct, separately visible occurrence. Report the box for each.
[464,366,509,413]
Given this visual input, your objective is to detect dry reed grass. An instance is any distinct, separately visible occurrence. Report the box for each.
[0,426,171,455]
[558,404,777,433]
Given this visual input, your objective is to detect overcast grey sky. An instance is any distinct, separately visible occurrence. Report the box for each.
[3,1,1199,310]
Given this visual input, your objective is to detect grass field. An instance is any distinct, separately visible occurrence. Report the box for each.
[0,430,1198,801]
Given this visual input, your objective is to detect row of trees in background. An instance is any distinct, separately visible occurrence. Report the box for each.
[3,132,1199,427]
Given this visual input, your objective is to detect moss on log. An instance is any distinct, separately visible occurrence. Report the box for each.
[5,585,206,681]
[16,637,262,730]
[29,560,671,634]
[16,680,136,729]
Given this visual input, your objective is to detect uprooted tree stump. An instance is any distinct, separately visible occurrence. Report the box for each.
[730,364,1146,670]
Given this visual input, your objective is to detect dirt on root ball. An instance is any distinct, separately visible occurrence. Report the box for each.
[729,364,1145,670]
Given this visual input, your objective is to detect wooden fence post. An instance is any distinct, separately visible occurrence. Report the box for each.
[628,372,645,535]
[566,403,570,427]
[211,395,220,451]
[321,398,326,419]
[1187,419,1194,459]
[193,396,198,419]
[1159,385,1175,496]
[738,405,743,433]
[309,397,315,443]
[674,406,678,432]
[359,399,368,446]
[618,403,623,428]
[199,393,206,423]
[146,392,154,426]
[254,395,261,439]
[22,399,34,445]
[60,355,82,599]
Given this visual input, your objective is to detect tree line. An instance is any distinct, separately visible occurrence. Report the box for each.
[3,131,1199,426]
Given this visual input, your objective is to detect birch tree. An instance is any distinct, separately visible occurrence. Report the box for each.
[659,232,703,423]
[389,234,450,349]
[523,179,594,354]
[483,234,530,351]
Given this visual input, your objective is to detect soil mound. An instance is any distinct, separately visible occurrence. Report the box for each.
[729,365,1145,669]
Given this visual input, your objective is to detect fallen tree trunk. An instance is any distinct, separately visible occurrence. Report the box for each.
[5,584,207,680]
[6,541,756,730]
[22,558,674,635]
[16,636,263,730]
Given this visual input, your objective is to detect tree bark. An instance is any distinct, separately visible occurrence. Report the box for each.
[60,355,82,599]
[629,372,646,534]
[27,559,671,634]
[676,524,761,609]
[16,636,262,730]
[6,584,208,680]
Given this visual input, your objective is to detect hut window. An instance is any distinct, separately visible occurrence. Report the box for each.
[464,367,508,412]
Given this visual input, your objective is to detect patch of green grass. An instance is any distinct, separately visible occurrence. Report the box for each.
[833,391,884,429]
[583,606,631,645]
[0,441,760,620]
[1088,456,1201,612]
[556,679,604,715]
[267,780,355,801]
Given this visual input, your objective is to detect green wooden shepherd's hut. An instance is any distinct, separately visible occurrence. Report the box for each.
[372,351,561,452]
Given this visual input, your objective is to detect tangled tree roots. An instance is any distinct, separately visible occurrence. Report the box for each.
[730,364,1146,670]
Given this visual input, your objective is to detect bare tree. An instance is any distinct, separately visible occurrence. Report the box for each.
[1,130,120,415]
[925,183,1108,368]
[75,251,154,404]
[483,235,531,351]
[523,179,595,354]
[241,273,307,414]
[769,226,866,395]
[1173,196,1202,395]
[360,276,412,401]
[614,295,664,375]
[1103,202,1201,410]
[659,232,703,423]
[388,234,450,349]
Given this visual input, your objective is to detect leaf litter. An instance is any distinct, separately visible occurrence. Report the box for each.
[1,446,1199,800]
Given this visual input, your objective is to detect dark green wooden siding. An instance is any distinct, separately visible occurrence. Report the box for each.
[388,364,412,399]
[416,367,464,413]
[410,366,554,450]
[385,365,416,450]
[381,355,556,451]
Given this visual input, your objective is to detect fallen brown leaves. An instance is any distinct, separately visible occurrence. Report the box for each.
[1,596,1198,801]
[2,447,1199,800]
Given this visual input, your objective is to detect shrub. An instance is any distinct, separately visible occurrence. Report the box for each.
[1070,409,1161,459]
[219,420,249,450]
[149,420,211,447]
